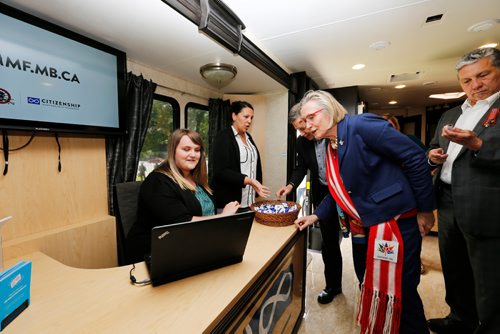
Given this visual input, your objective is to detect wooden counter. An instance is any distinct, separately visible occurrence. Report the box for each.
[3,222,306,333]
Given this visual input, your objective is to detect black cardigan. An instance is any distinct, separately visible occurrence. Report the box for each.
[211,127,263,208]
[126,171,215,263]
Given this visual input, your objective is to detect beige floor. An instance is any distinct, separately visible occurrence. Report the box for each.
[298,235,449,334]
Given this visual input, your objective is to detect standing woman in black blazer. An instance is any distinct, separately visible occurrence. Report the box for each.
[126,129,240,263]
[212,101,270,209]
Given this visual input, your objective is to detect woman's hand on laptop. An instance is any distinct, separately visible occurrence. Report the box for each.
[222,201,240,215]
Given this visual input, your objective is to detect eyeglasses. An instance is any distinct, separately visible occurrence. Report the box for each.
[303,108,323,123]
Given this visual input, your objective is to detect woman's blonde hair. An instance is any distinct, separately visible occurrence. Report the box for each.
[155,128,211,193]
[299,90,347,129]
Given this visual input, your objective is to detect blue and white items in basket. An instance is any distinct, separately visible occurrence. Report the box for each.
[254,202,298,214]
[0,261,31,331]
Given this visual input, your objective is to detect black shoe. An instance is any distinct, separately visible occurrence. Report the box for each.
[317,287,342,304]
[427,316,475,333]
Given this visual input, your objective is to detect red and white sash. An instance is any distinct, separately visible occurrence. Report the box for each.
[325,146,365,236]
[358,219,404,334]
[325,144,404,334]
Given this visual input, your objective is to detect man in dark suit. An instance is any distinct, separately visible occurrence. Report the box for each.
[276,104,343,304]
[427,47,500,333]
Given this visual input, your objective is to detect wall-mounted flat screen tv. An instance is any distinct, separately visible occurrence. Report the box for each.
[0,3,126,135]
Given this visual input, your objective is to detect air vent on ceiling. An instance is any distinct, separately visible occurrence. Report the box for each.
[389,72,422,83]
[425,14,444,24]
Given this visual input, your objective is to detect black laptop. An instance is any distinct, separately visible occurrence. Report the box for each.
[146,211,255,287]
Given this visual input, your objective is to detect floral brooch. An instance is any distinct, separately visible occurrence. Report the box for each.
[483,107,499,127]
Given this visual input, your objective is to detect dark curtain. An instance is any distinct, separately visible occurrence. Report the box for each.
[106,72,157,215]
[207,98,231,184]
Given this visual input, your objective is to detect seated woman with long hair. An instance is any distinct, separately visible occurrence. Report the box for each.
[126,128,240,263]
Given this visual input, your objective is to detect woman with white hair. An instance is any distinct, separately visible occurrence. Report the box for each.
[294,90,435,334]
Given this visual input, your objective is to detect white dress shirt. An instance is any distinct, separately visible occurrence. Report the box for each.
[232,126,258,207]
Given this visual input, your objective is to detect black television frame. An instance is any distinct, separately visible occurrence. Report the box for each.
[0,3,127,136]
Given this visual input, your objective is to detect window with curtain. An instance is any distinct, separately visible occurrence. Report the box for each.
[137,94,180,180]
[185,102,210,160]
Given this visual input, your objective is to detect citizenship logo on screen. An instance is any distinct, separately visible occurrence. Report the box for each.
[27,97,40,105]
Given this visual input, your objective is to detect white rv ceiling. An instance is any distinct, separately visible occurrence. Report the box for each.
[2,0,500,111]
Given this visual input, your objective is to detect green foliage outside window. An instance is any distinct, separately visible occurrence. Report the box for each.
[186,106,210,158]
[140,99,174,161]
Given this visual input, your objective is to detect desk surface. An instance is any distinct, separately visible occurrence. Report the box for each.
[4,222,298,333]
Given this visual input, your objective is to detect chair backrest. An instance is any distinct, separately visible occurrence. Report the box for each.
[114,181,142,265]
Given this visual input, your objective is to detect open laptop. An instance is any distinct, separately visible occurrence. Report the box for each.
[146,211,255,287]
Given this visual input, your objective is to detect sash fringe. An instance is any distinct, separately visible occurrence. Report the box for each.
[374,292,387,334]
[383,295,394,334]
[388,296,402,334]
[358,288,402,334]
[368,290,380,334]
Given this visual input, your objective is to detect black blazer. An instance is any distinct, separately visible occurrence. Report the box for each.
[126,171,215,262]
[211,127,263,208]
[288,136,328,208]
[429,99,500,236]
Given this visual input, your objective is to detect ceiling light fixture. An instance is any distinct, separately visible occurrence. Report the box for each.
[388,100,398,105]
[395,84,406,89]
[479,43,498,49]
[369,41,391,51]
[467,19,499,32]
[352,63,365,70]
[200,63,237,88]
[429,92,466,100]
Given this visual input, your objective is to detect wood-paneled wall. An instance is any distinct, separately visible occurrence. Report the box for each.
[0,132,116,268]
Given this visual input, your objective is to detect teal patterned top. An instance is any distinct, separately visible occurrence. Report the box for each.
[195,186,215,216]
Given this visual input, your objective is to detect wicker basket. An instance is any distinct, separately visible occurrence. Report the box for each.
[250,200,302,227]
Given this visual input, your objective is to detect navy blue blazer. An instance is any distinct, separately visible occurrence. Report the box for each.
[315,113,435,227]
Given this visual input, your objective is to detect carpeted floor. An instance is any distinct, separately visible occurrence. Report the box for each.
[298,234,449,334]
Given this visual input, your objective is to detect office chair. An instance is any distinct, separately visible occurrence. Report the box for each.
[114,181,142,266]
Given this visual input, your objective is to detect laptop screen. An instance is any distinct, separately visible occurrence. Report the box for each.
[148,211,255,286]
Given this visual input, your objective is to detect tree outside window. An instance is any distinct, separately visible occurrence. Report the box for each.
[137,95,180,180]
[185,103,210,159]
